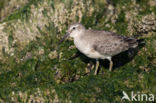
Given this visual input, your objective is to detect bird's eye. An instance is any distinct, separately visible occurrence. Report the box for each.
[73,27,76,30]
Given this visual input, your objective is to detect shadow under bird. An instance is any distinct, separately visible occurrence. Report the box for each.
[60,23,141,75]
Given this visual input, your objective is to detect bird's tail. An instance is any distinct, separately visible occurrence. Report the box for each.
[124,37,145,48]
[136,38,145,48]
[124,37,138,48]
[133,34,145,47]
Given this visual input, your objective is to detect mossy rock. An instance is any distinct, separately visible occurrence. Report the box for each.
[0,0,155,102]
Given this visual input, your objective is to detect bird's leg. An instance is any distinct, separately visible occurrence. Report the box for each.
[108,58,113,71]
[94,60,99,75]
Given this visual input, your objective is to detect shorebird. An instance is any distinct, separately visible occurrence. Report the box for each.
[60,23,140,75]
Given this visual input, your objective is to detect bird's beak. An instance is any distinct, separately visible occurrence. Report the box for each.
[59,32,70,44]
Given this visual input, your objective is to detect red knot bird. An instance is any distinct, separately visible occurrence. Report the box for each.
[60,23,141,75]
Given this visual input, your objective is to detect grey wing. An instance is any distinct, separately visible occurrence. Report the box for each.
[93,33,131,56]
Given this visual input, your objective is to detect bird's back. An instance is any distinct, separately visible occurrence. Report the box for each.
[82,30,138,56]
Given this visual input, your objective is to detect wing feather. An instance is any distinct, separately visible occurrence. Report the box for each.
[90,31,136,56]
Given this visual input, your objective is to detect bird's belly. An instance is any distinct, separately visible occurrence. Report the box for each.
[75,42,104,59]
[85,50,104,59]
[74,38,106,59]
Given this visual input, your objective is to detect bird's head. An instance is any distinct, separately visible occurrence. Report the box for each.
[59,23,85,44]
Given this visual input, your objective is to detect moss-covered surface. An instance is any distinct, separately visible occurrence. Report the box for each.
[0,0,156,102]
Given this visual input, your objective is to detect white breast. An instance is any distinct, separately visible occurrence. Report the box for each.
[74,37,90,54]
[74,37,104,59]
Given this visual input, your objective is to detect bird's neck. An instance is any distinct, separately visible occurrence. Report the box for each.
[73,30,85,40]
[73,30,88,50]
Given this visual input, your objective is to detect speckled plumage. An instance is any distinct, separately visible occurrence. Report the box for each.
[60,23,139,75]
[83,30,138,57]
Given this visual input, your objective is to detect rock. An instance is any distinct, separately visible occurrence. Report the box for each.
[135,14,156,33]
